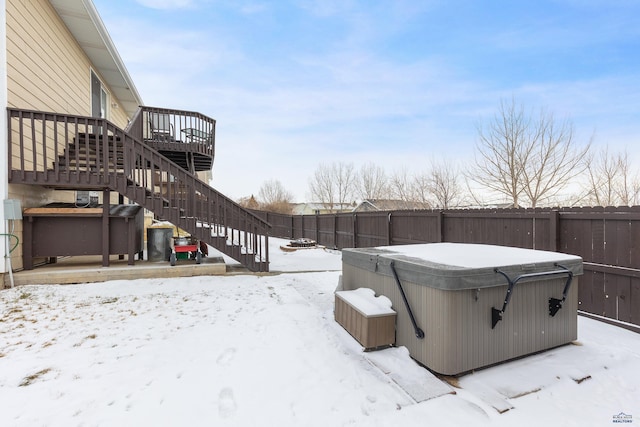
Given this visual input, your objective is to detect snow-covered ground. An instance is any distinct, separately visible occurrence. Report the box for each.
[1,238,639,426]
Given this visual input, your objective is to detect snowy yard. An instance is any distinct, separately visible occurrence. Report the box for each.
[1,238,639,426]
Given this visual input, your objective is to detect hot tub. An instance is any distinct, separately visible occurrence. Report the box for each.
[339,243,583,375]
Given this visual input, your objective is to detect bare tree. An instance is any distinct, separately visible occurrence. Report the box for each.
[469,98,590,207]
[582,146,618,206]
[429,158,463,209]
[356,162,389,200]
[389,167,413,203]
[238,195,259,210]
[308,163,335,211]
[521,110,590,207]
[411,172,432,209]
[615,150,640,206]
[257,179,293,213]
[308,162,356,212]
[468,99,534,208]
[333,162,357,208]
[581,146,640,206]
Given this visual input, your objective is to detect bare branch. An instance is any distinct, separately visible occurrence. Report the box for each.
[469,98,590,207]
[581,146,640,206]
[521,110,591,207]
[357,162,389,200]
[308,161,356,212]
[389,168,413,203]
[257,179,294,213]
[429,158,463,209]
[468,98,534,207]
[308,163,335,211]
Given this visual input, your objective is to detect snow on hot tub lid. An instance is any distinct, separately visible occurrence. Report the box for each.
[372,243,581,269]
[342,243,583,291]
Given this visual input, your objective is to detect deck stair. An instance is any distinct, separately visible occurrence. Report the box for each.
[7,108,270,272]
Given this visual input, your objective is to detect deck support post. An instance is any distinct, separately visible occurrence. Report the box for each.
[102,189,110,267]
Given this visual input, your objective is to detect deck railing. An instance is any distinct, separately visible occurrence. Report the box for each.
[125,106,215,159]
[7,108,269,271]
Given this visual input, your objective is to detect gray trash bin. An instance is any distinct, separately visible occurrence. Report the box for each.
[147,227,173,262]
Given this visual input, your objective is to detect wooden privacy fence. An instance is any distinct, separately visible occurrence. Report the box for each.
[255,207,640,328]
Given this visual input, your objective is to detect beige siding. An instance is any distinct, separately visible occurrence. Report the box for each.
[6,0,131,122]
[4,0,136,273]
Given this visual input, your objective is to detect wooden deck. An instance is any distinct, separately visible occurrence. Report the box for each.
[7,107,270,272]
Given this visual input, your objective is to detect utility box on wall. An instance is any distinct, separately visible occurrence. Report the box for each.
[3,199,22,220]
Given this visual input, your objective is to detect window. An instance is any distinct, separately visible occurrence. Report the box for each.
[100,87,108,118]
[91,70,109,119]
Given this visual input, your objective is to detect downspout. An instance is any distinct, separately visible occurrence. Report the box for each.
[0,0,9,277]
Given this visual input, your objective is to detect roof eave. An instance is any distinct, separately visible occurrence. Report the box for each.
[49,0,143,118]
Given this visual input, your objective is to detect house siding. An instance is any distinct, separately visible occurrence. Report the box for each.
[4,0,134,272]
[6,0,129,124]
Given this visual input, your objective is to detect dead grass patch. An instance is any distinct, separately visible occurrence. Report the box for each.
[19,368,52,387]
[439,375,461,388]
[510,387,542,399]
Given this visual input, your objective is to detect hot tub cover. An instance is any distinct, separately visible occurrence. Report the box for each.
[342,243,583,291]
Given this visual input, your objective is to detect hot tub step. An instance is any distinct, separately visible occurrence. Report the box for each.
[365,347,454,403]
[335,289,396,350]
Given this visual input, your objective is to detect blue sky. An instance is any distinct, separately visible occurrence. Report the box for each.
[94,0,640,202]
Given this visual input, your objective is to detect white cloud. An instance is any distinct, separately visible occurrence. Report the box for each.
[135,0,196,10]
[94,0,640,202]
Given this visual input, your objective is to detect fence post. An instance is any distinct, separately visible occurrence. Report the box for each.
[102,189,110,267]
[353,213,357,248]
[437,210,444,243]
[550,209,560,252]
[387,212,392,246]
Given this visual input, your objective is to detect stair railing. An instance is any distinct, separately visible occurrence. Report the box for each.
[7,107,270,272]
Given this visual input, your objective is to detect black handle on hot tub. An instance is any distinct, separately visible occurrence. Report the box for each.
[390,261,425,339]
[491,264,573,329]
[548,264,574,317]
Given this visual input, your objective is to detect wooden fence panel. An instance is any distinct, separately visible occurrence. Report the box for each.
[255,206,640,327]
[532,216,551,250]
[303,216,318,242]
[603,272,618,319]
[292,216,304,238]
[631,278,640,325]
[560,211,595,261]
[355,213,389,248]
[604,213,636,268]
[560,207,640,267]
[615,276,631,323]
[592,215,606,263]
[259,211,292,239]
[335,214,354,249]
[581,263,640,324]
[317,215,336,248]
[631,212,640,268]
[390,211,440,245]
[444,210,538,249]
[578,270,606,316]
